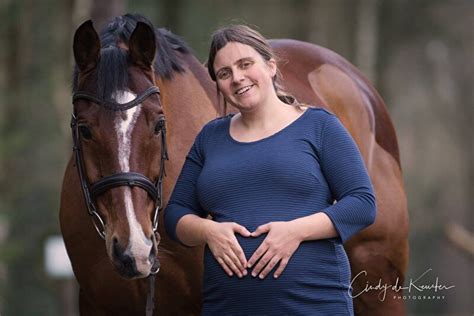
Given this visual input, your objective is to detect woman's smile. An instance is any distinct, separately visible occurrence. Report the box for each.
[235,84,255,95]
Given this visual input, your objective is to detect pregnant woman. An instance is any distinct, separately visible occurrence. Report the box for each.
[165,25,376,315]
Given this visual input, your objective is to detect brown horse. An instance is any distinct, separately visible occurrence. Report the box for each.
[60,14,408,315]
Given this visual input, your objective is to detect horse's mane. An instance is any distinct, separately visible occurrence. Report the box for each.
[72,14,191,100]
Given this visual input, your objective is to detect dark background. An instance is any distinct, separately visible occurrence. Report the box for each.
[0,0,472,315]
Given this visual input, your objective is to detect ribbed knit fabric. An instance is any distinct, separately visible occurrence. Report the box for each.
[165,107,376,315]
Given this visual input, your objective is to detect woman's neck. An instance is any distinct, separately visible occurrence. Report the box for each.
[238,95,293,131]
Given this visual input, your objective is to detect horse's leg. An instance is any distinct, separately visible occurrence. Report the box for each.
[347,144,409,316]
[347,240,409,316]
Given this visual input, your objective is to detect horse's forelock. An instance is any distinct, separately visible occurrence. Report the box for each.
[96,47,129,101]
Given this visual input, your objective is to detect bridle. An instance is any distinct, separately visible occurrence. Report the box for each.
[70,85,168,245]
[71,85,166,316]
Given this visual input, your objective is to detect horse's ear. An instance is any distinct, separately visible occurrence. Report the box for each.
[73,20,100,72]
[129,22,156,68]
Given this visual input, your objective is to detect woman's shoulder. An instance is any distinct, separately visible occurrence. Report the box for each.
[194,114,232,143]
[295,106,343,148]
[202,114,232,132]
[303,105,335,120]
[294,105,337,132]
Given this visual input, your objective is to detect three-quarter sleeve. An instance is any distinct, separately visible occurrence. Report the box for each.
[164,128,208,242]
[319,114,376,243]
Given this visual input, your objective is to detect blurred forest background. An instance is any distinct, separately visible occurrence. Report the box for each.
[0,0,472,315]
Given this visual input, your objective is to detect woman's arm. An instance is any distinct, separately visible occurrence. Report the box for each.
[164,126,250,278]
[316,113,376,242]
[291,211,338,240]
[248,113,376,279]
[175,214,213,247]
[164,129,208,242]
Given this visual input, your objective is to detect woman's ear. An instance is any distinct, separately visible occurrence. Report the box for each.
[267,58,277,78]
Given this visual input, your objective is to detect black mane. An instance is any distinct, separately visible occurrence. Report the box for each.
[72,14,190,100]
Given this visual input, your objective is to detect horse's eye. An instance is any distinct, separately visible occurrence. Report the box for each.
[154,117,166,135]
[79,125,92,140]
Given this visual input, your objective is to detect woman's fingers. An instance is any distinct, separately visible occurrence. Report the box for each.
[211,220,298,279]
[248,221,302,278]
[207,222,252,277]
[230,224,250,270]
[223,253,243,277]
[258,255,281,279]
[216,257,233,277]
[213,247,246,277]
[250,223,270,237]
[250,250,272,277]
[233,223,251,237]
[247,241,269,268]
[230,241,248,272]
[227,248,247,276]
[273,258,289,278]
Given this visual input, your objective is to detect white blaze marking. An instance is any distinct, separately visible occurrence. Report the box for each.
[113,91,152,272]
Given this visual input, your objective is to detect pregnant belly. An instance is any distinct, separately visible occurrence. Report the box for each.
[202,235,352,305]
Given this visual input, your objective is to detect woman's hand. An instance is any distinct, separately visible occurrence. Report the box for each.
[205,221,251,278]
[247,221,302,279]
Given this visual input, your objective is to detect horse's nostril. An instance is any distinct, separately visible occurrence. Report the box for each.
[112,238,139,278]
[112,237,124,259]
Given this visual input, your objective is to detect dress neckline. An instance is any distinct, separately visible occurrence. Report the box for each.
[226,108,310,145]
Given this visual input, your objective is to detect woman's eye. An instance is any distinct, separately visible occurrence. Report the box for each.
[217,70,230,80]
[79,125,92,140]
[241,62,252,69]
[154,118,166,135]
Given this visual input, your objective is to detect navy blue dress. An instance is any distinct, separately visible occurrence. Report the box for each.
[165,107,376,315]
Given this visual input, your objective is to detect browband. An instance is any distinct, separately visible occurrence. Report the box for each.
[72,86,160,111]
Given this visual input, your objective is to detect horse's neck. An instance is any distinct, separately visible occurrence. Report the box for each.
[160,54,219,146]
[160,53,219,124]
[158,53,218,249]
[183,54,220,112]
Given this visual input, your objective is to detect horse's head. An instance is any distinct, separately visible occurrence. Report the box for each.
[72,20,165,279]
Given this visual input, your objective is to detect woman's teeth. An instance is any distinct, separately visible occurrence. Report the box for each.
[236,85,253,95]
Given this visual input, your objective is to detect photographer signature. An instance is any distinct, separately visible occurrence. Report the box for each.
[350,268,455,301]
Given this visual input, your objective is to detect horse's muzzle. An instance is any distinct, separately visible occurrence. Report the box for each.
[112,236,157,279]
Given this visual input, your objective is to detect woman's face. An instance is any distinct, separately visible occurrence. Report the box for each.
[213,42,277,112]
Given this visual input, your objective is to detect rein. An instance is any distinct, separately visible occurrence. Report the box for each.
[71,85,167,316]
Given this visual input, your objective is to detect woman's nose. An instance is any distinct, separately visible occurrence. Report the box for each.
[232,69,245,83]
